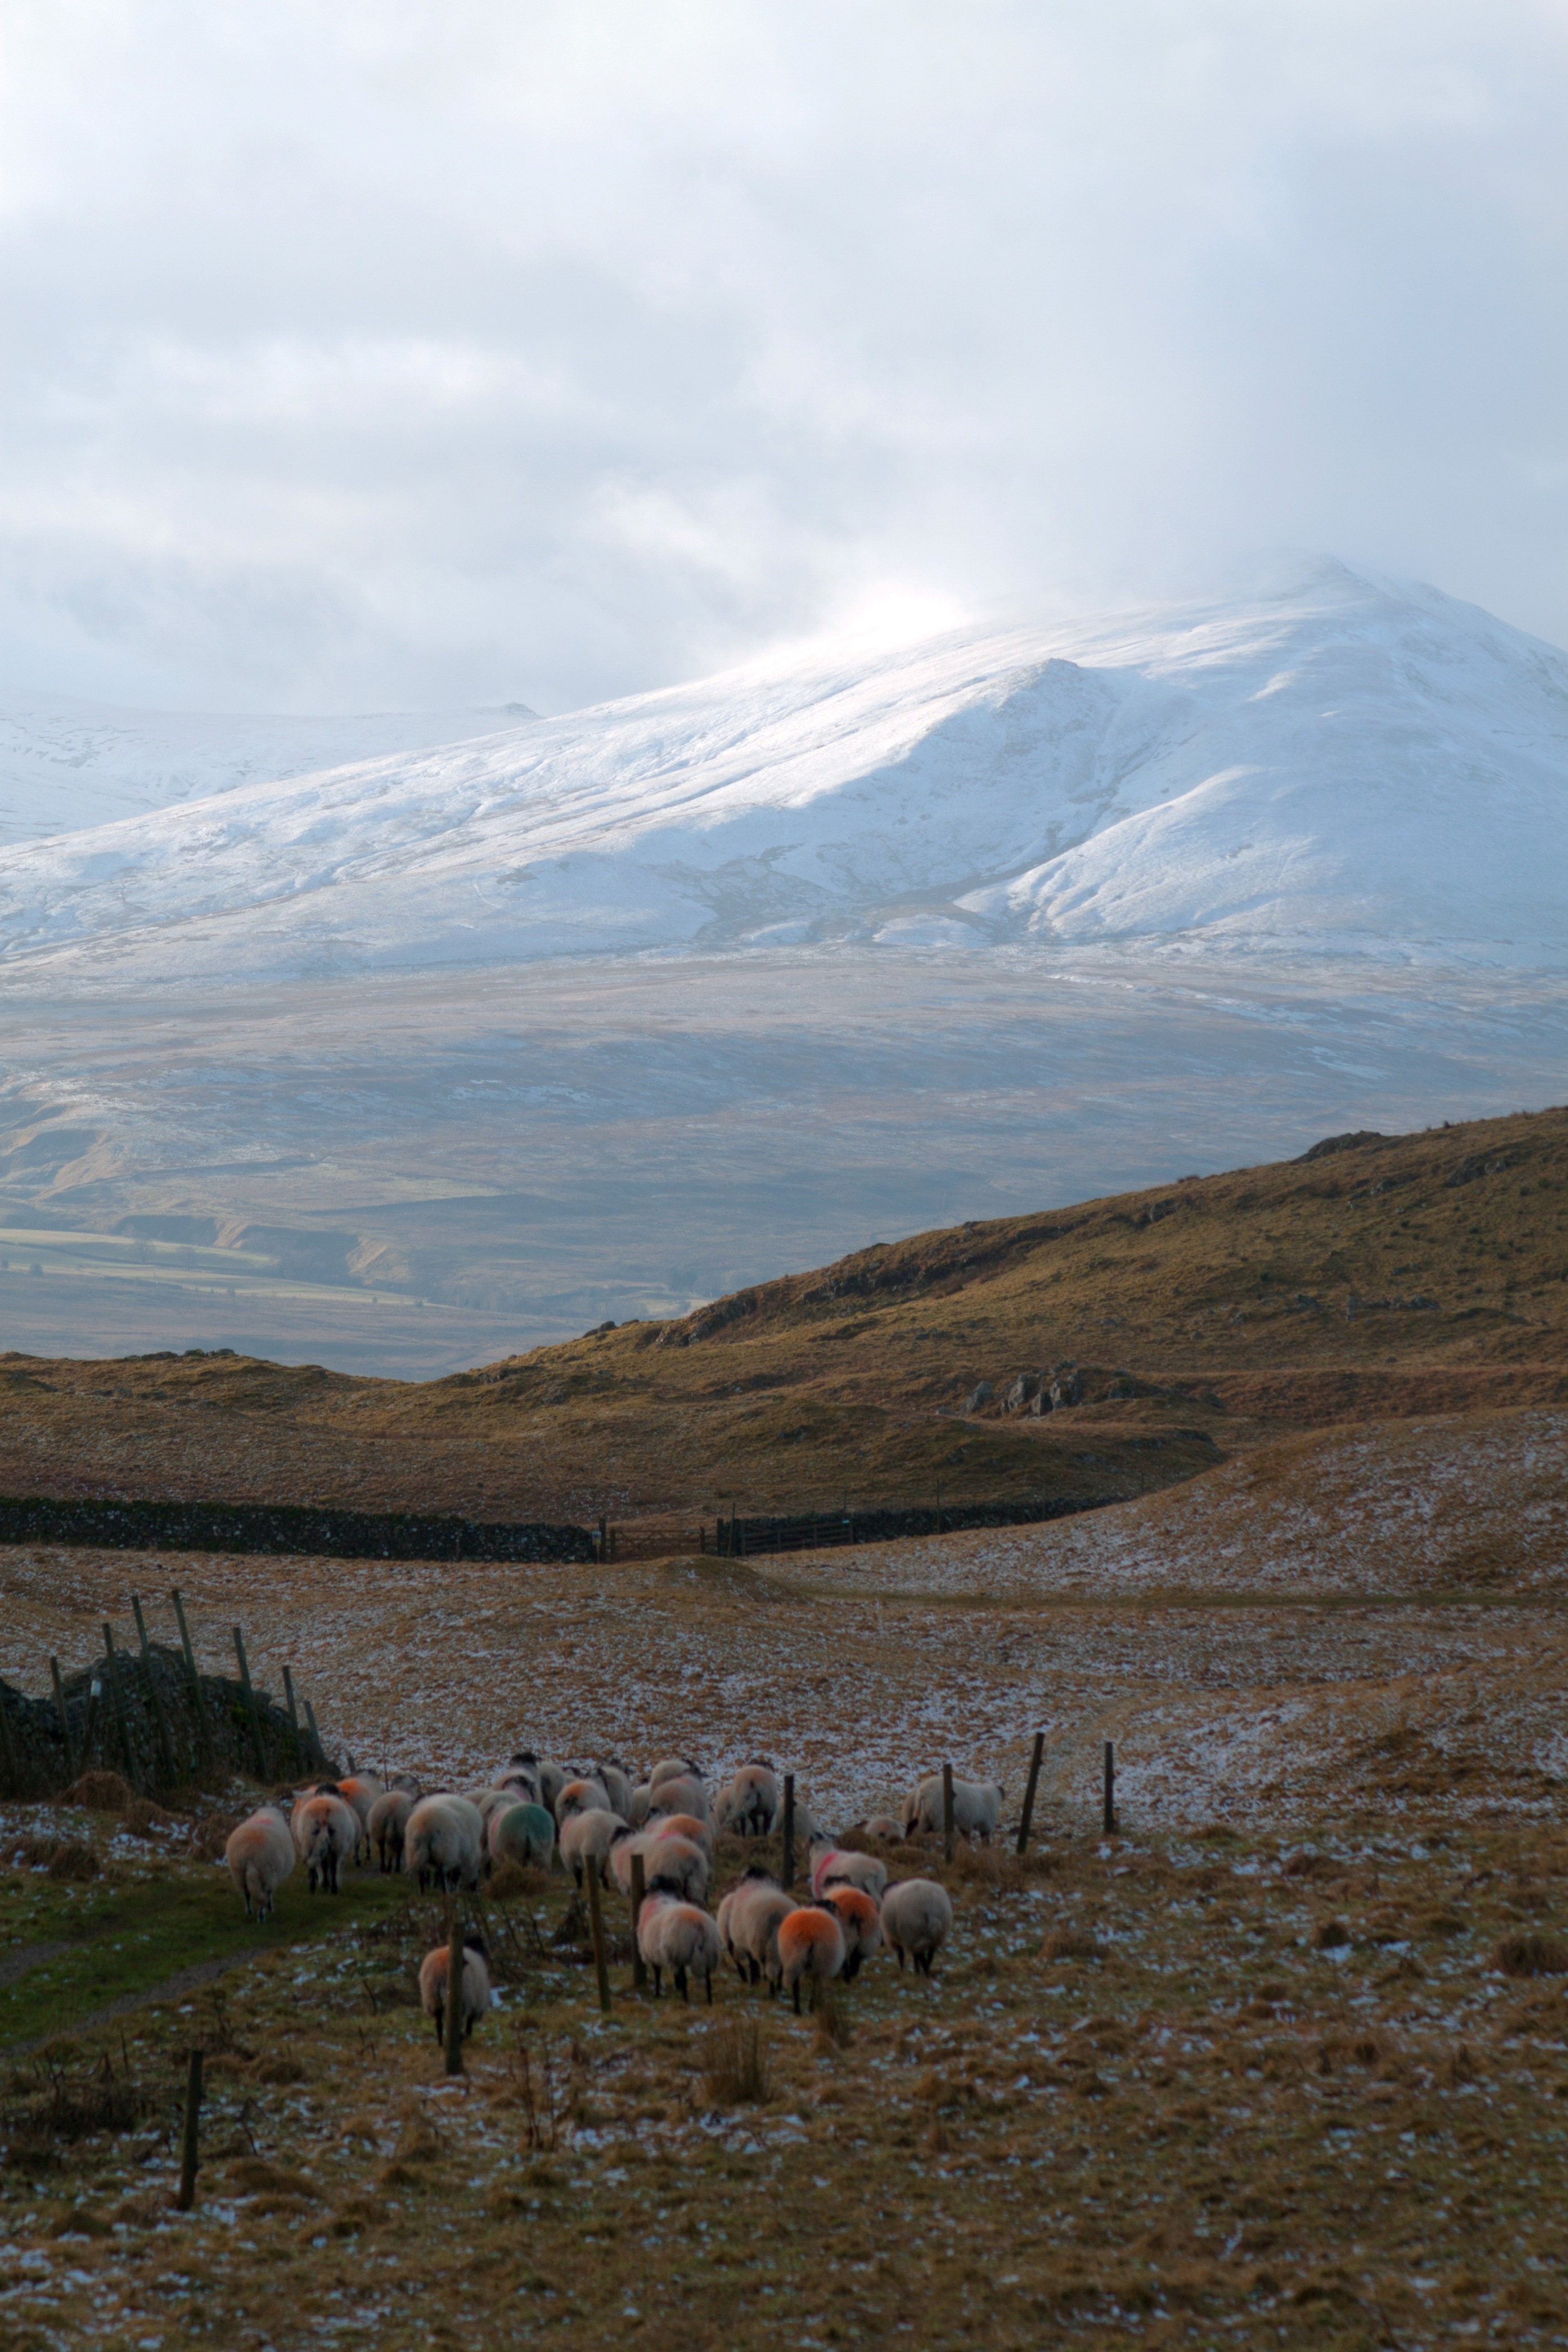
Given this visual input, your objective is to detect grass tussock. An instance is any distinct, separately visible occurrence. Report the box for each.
[701,2012,772,2106]
[813,1988,854,2052]
[65,1772,132,1813]
[1492,1931,1568,1978]
[1,2046,151,2161]
[1314,1917,1353,1949]
[1041,1926,1102,1962]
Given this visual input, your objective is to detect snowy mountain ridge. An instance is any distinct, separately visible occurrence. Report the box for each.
[1,558,1564,979]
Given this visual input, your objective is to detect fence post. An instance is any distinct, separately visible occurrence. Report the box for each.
[0,1682,17,1795]
[51,1658,76,1782]
[629,1851,647,1990]
[943,1761,956,1865]
[1016,1731,1045,1857]
[175,2046,204,2211]
[1102,1740,1116,1837]
[585,1858,611,2017]
[231,1628,269,1780]
[304,1698,326,1772]
[130,1594,176,1790]
[281,1664,303,1769]
[444,1909,466,2076]
[102,1624,139,1788]
[781,1774,795,1887]
[169,1589,213,1777]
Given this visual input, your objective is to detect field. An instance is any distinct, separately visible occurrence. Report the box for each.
[3,1108,1567,2346]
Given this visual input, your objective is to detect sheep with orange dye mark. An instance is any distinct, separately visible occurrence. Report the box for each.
[637,1880,722,2002]
[777,1903,846,2014]
[880,1878,953,1976]
[335,1774,383,1864]
[809,1840,888,1903]
[292,1791,359,1895]
[225,1804,295,1921]
[555,1776,611,1826]
[649,1810,713,1858]
[823,1884,881,1980]
[418,1935,491,2043]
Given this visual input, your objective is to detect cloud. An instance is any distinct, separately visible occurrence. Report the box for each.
[0,0,1564,713]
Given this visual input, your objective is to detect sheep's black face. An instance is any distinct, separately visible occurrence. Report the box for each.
[464,1935,488,1959]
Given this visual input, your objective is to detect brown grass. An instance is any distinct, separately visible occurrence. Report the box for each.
[1492,1931,1568,1977]
[1040,1926,1102,1961]
[701,2012,772,2105]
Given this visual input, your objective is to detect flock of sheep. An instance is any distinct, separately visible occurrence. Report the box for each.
[224,1750,1007,2029]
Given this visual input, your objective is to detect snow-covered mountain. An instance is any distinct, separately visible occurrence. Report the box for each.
[0,560,1565,980]
[0,695,539,849]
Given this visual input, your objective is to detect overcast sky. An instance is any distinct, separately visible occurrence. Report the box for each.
[0,1,1564,715]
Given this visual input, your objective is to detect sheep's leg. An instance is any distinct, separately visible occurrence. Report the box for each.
[675,1966,690,2003]
[704,1971,713,2005]
[433,1999,445,2044]
[791,1981,801,2016]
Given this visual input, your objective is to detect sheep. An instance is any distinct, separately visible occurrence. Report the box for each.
[595,1760,636,1818]
[809,1840,889,1903]
[719,1759,780,1838]
[405,1795,483,1893]
[498,1751,541,1804]
[823,1885,881,1981]
[367,1787,416,1873]
[777,1904,846,2014]
[559,1807,626,1889]
[857,1814,905,1842]
[646,1774,710,1827]
[336,1773,384,1864]
[880,1878,954,1976]
[649,1756,703,1792]
[902,1775,1004,1843]
[609,1829,708,1905]
[648,1810,714,1858]
[418,1935,492,2044]
[292,1792,359,1895]
[637,1882,723,2002]
[717,1869,795,1992]
[225,1804,295,1921]
[462,1787,517,1833]
[535,1759,568,1815]
[555,1776,612,1826]
[627,1784,654,1827]
[488,1800,555,1872]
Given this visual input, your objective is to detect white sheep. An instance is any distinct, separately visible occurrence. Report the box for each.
[336,1773,384,1864]
[719,1760,780,1837]
[367,1787,416,1873]
[646,1773,709,1827]
[717,1869,795,1991]
[595,1760,636,1818]
[880,1877,954,1975]
[225,1804,295,1920]
[559,1807,626,1888]
[857,1814,905,1842]
[292,1791,359,1895]
[809,1840,889,1903]
[405,1795,483,1893]
[903,1775,1004,1843]
[609,1828,708,1905]
[637,1884,723,2002]
[649,1756,704,1791]
[627,1783,654,1827]
[418,1935,492,2043]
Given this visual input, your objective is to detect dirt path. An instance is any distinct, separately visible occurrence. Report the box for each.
[0,1940,71,1992]
[4,1948,267,2058]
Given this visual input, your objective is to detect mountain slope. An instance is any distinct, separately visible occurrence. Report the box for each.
[2,559,1565,977]
[0,694,538,849]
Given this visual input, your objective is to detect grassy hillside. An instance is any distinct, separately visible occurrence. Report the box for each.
[1,1106,1564,1525]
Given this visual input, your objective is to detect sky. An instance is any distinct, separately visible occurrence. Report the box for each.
[0,0,1564,717]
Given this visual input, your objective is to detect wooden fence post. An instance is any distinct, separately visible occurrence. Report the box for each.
[1016,1731,1045,1857]
[130,1594,175,1790]
[1102,1740,1116,1837]
[942,1761,956,1865]
[781,1774,795,1887]
[444,1909,466,2077]
[585,1860,611,2017]
[102,1624,139,1788]
[231,1628,269,1780]
[175,2046,203,2210]
[629,1852,647,1990]
[51,1658,76,1782]
[280,1663,301,1767]
[0,1682,18,1795]
[169,1588,212,1777]
[304,1698,326,1772]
